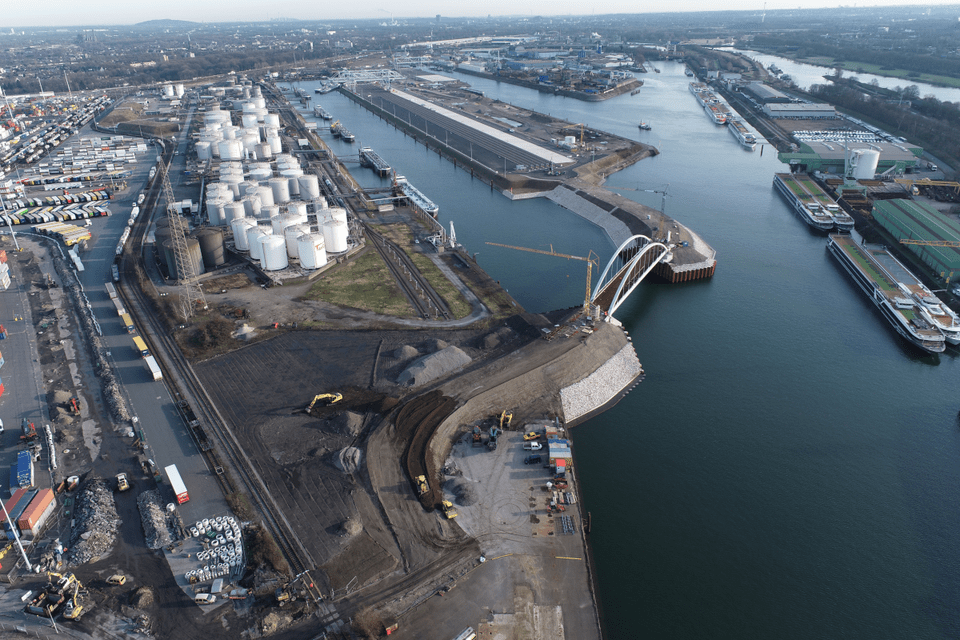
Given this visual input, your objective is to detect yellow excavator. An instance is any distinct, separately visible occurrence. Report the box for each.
[304,392,343,414]
[499,410,513,430]
[63,580,86,620]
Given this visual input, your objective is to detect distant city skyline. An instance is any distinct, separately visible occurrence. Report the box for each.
[0,0,950,28]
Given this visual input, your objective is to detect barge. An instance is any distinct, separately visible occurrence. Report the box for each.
[705,103,728,125]
[313,105,333,120]
[394,176,439,217]
[359,146,392,177]
[827,234,946,353]
[728,118,756,150]
[773,173,844,231]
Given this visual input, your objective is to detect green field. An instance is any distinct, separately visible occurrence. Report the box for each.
[303,251,414,317]
[792,55,960,89]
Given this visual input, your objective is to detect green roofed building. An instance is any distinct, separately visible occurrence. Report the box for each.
[872,198,960,283]
[778,141,922,175]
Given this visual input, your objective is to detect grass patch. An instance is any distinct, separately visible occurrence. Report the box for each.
[303,250,415,317]
[406,252,473,319]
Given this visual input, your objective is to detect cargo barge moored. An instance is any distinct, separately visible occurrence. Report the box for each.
[827,234,946,353]
[774,173,853,231]
[359,146,392,177]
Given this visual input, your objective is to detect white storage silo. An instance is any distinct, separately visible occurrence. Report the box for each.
[242,132,260,154]
[260,235,288,271]
[297,175,320,200]
[224,202,246,225]
[175,83,185,97]
[222,175,244,199]
[323,220,349,253]
[254,107,269,121]
[247,227,268,262]
[297,233,327,269]
[220,161,243,177]
[328,207,348,225]
[219,140,243,161]
[163,84,175,97]
[259,205,280,221]
[267,135,283,155]
[271,214,293,236]
[242,101,257,114]
[241,181,259,198]
[232,219,257,251]
[249,163,272,181]
[207,198,227,226]
[264,113,280,128]
[313,197,328,211]
[221,125,239,140]
[241,194,262,218]
[253,97,266,110]
[256,185,275,208]
[269,177,290,204]
[284,224,310,257]
[286,202,308,217]
[254,143,273,160]
[241,113,258,129]
[196,141,213,160]
[849,149,880,180]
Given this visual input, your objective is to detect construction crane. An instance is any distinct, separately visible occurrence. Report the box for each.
[608,184,671,241]
[157,154,206,318]
[558,123,586,148]
[486,242,598,313]
[900,238,960,248]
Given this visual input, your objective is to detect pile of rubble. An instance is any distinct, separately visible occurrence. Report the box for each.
[560,344,643,422]
[136,489,175,550]
[65,479,120,566]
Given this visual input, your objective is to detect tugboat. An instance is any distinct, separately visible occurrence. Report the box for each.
[638,121,652,131]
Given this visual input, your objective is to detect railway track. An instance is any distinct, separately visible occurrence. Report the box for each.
[116,145,327,609]
[364,224,453,320]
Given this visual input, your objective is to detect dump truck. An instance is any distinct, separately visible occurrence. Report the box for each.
[116,473,130,492]
[440,500,458,519]
[415,475,428,496]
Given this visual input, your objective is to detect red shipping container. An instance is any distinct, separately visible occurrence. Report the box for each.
[0,382,4,399]
[18,488,54,531]
[0,249,6,263]
[3,488,30,515]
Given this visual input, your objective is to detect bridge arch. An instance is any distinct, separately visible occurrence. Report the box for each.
[592,235,671,318]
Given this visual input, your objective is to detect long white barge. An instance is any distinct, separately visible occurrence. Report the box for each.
[395,176,439,217]
[773,173,835,231]
[827,234,946,353]
[728,118,757,150]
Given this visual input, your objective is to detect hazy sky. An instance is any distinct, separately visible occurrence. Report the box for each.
[0,0,948,27]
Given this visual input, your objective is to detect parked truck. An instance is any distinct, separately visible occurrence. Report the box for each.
[145,355,162,381]
[164,464,189,504]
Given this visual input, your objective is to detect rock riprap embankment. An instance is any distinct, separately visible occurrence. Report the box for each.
[560,344,642,422]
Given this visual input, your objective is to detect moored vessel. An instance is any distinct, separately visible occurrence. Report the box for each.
[728,118,756,150]
[773,173,837,231]
[827,234,946,353]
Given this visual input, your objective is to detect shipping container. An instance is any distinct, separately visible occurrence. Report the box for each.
[0,349,4,368]
[3,488,37,522]
[145,355,162,381]
[17,488,55,535]
[164,464,189,504]
[112,297,125,316]
[120,313,135,333]
[105,282,117,299]
[132,336,150,358]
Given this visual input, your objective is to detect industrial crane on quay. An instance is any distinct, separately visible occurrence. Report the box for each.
[486,242,598,313]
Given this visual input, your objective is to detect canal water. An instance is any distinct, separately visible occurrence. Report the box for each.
[286,63,960,640]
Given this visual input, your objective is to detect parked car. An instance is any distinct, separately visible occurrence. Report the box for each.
[523,442,542,451]
[523,431,540,441]
[524,454,542,465]
[194,593,217,604]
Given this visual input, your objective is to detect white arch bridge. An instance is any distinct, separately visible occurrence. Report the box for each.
[592,235,672,318]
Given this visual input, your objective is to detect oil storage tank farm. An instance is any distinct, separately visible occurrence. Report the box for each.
[297,233,327,269]
[260,235,288,271]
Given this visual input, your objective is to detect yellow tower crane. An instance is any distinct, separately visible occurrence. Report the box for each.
[486,242,598,313]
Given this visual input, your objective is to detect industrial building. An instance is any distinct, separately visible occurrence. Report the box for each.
[741,82,791,104]
[778,140,922,175]
[872,198,960,283]
[763,103,837,119]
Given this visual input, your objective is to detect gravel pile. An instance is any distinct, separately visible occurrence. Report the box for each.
[137,489,174,550]
[560,344,642,422]
[393,345,419,359]
[330,411,363,436]
[52,252,130,423]
[397,346,471,387]
[332,447,362,474]
[447,478,478,506]
[65,479,120,566]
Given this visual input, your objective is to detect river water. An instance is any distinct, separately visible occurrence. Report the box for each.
[286,63,960,639]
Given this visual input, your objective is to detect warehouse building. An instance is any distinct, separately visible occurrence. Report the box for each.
[778,140,922,174]
[763,103,837,119]
[742,82,791,104]
[872,198,960,283]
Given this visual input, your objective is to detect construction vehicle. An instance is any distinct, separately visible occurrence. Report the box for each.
[67,397,81,415]
[415,475,429,496]
[488,427,500,451]
[472,426,482,447]
[20,417,37,442]
[106,574,127,586]
[499,410,513,430]
[304,392,343,414]
[62,581,86,620]
[116,473,130,492]
[440,500,458,519]
[25,572,78,618]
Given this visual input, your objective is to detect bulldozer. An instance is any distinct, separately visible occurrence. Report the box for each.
[302,392,343,414]
[415,475,429,496]
[499,410,513,430]
[440,500,458,519]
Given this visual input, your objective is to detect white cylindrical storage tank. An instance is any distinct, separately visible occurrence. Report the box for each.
[241,101,257,113]
[224,202,246,225]
[163,84,175,97]
[851,149,880,180]
[264,113,280,128]
[297,175,320,200]
[249,163,272,181]
[196,140,213,160]
[222,175,243,199]
[297,233,328,269]
[323,220,349,253]
[218,140,243,161]
[272,214,292,236]
[220,161,243,176]
[241,113,258,129]
[221,125,239,140]
[242,132,260,154]
[267,135,283,155]
[256,185,275,208]
[284,224,309,257]
[241,194,262,218]
[254,143,273,160]
[254,107,269,121]
[259,204,280,221]
[175,83,185,97]
[241,181,259,198]
[247,227,268,262]
[232,219,257,251]
[328,207,348,225]
[253,97,266,110]
[286,201,308,217]
[269,177,290,204]
[207,198,227,226]
[260,235,288,271]
[313,197,328,211]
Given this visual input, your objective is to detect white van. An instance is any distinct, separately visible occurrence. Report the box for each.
[522,442,542,451]
[194,593,217,604]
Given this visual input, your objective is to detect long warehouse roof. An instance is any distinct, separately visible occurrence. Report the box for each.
[391,89,574,165]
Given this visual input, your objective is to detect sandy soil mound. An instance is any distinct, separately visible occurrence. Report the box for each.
[330,411,363,436]
[397,346,471,387]
[333,447,362,473]
[394,345,419,359]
